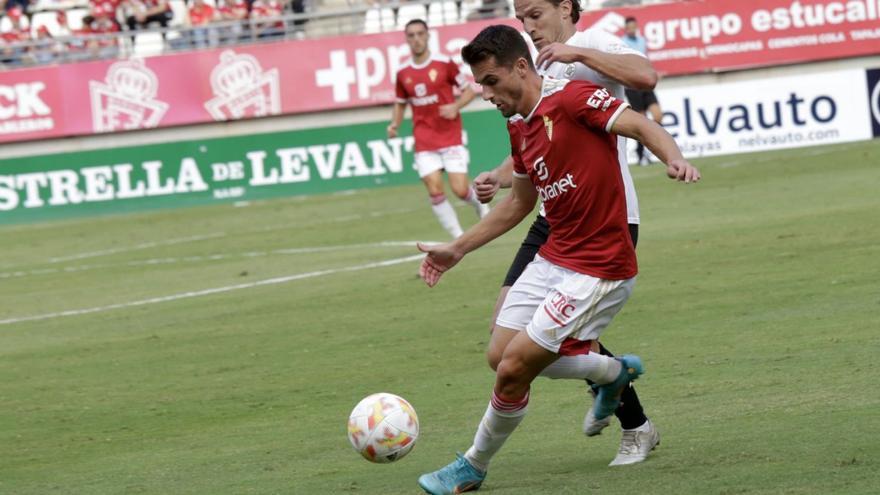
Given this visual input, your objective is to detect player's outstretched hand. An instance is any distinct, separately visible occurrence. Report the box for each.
[438,103,459,120]
[536,43,583,70]
[386,123,398,139]
[666,159,701,183]
[473,171,500,204]
[416,242,463,287]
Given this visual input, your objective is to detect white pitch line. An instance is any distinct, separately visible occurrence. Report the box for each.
[0,254,425,326]
[0,241,432,280]
[45,233,228,264]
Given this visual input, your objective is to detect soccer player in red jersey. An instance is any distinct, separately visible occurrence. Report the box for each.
[389,19,490,239]
[474,0,699,466]
[415,25,699,494]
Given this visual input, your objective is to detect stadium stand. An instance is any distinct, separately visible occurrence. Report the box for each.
[0,0,666,69]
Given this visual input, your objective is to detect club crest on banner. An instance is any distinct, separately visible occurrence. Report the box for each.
[205,50,281,121]
[89,59,169,132]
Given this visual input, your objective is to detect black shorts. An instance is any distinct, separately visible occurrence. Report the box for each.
[624,88,659,113]
[501,216,639,287]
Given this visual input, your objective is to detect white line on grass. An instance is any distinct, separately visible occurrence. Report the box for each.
[45,233,228,264]
[0,241,433,280]
[0,254,425,326]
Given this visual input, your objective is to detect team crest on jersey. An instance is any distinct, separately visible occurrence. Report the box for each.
[563,64,575,78]
[543,115,554,141]
[205,50,281,121]
[428,68,438,83]
[89,58,169,132]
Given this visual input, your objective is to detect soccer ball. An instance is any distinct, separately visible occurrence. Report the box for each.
[347,393,419,463]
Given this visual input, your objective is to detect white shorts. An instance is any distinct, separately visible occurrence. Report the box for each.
[414,145,469,178]
[496,255,635,355]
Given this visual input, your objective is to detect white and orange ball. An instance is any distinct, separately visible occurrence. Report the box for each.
[347,393,419,463]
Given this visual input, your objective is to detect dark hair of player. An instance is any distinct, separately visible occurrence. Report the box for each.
[546,0,582,24]
[405,18,428,31]
[462,25,535,71]
[625,16,637,24]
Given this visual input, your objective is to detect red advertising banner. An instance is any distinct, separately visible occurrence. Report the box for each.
[0,18,515,144]
[577,0,880,75]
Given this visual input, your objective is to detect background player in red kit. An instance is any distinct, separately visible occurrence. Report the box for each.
[388,19,489,239]
[415,24,699,495]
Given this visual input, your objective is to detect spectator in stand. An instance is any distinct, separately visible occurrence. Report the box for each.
[87,4,121,59]
[28,25,55,65]
[123,0,174,35]
[621,16,662,165]
[216,0,248,44]
[53,10,89,61]
[89,0,123,27]
[3,0,35,17]
[249,0,284,40]
[1,7,30,66]
[289,0,305,37]
[188,0,217,48]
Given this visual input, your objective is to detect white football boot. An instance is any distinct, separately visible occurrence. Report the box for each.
[609,420,660,466]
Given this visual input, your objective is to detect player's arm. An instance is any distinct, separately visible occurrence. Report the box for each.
[418,176,537,287]
[535,32,658,90]
[387,101,406,138]
[473,155,514,203]
[439,85,476,120]
[610,108,701,183]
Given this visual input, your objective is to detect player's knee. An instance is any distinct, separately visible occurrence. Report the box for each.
[487,348,502,371]
[452,186,470,201]
[428,193,446,205]
[495,357,530,397]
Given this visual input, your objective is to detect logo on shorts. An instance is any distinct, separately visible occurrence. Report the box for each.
[543,290,576,327]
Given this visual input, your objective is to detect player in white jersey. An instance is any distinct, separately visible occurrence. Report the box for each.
[472,0,698,466]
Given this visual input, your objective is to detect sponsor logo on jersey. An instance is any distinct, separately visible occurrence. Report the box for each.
[410,82,439,106]
[586,87,615,111]
[533,157,578,202]
[533,157,549,180]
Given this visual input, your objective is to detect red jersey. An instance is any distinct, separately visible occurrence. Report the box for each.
[251,0,284,27]
[394,55,468,152]
[91,0,121,17]
[189,4,215,25]
[509,78,636,280]
[218,0,248,19]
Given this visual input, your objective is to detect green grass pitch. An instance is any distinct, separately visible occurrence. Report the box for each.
[1,140,878,494]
